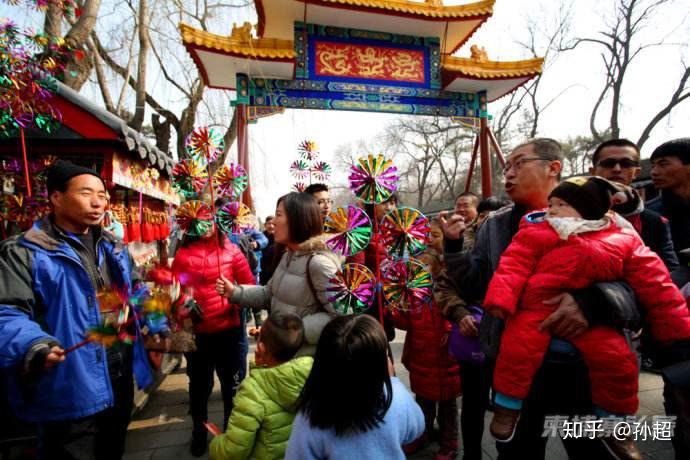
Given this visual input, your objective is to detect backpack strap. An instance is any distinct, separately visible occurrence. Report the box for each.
[306,253,324,309]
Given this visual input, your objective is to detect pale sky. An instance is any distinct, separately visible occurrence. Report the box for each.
[4,0,689,220]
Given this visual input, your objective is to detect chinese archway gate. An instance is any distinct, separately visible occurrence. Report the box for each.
[180,0,544,200]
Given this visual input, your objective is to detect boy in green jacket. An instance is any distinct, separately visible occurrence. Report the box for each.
[210,312,313,460]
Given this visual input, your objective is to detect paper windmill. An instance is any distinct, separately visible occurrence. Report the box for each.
[379,206,430,258]
[289,139,332,189]
[185,126,224,164]
[175,200,213,237]
[381,258,433,312]
[215,201,253,235]
[298,139,319,160]
[172,159,208,199]
[292,182,306,192]
[213,163,248,199]
[290,159,309,179]
[324,206,372,257]
[327,263,376,314]
[349,154,399,204]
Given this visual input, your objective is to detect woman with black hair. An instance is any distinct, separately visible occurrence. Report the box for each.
[285,315,424,459]
[172,222,256,456]
[216,192,341,356]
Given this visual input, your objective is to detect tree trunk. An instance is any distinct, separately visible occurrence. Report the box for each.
[61,0,102,90]
[130,0,150,130]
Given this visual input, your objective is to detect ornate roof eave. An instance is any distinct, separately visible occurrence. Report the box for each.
[180,23,295,60]
[441,55,544,101]
[180,23,296,89]
[255,0,495,54]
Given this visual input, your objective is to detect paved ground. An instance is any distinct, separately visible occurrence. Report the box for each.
[123,331,676,460]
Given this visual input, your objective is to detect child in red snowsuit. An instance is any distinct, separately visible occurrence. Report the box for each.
[484,177,690,450]
[393,219,461,460]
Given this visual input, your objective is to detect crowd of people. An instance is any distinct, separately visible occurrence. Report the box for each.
[0,136,689,460]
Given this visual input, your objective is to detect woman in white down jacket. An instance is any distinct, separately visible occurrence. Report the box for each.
[216,192,341,355]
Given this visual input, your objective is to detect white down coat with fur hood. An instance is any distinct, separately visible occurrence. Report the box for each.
[230,234,342,355]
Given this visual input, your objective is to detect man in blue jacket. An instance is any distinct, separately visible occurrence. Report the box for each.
[0,160,159,459]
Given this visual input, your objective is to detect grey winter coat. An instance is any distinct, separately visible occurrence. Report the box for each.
[231,235,341,355]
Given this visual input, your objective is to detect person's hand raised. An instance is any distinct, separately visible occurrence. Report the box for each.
[439,211,466,241]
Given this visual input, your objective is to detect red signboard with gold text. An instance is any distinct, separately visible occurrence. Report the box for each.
[314,41,425,84]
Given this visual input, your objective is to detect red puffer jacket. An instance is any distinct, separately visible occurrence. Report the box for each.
[485,214,690,342]
[393,301,461,401]
[172,236,255,334]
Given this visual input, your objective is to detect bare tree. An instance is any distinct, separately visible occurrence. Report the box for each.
[492,1,574,149]
[383,117,473,208]
[85,0,246,161]
[564,0,690,145]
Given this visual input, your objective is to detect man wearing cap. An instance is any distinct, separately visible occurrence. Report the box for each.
[0,160,161,459]
[440,139,645,459]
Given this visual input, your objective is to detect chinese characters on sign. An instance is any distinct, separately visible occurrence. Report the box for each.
[542,415,676,441]
[315,41,425,83]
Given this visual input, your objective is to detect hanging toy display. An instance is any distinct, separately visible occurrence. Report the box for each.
[289,139,332,192]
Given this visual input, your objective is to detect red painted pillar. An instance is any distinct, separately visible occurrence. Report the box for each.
[236,104,254,210]
[479,117,492,198]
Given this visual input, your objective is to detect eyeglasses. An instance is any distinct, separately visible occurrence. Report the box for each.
[503,157,550,174]
[596,158,640,169]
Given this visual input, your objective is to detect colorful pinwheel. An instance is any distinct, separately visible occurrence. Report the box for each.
[175,200,213,237]
[290,159,310,179]
[327,263,376,314]
[215,201,253,235]
[379,206,430,258]
[172,159,208,199]
[184,127,224,164]
[213,163,248,199]
[298,139,319,160]
[381,258,433,312]
[349,154,398,204]
[324,206,372,257]
[292,182,306,192]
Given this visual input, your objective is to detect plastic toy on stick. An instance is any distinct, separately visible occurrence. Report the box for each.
[324,206,372,257]
[327,263,376,314]
[213,163,248,200]
[175,200,213,237]
[381,258,433,312]
[349,154,398,204]
[379,206,430,258]
[215,201,253,235]
[172,159,208,199]
[185,127,224,165]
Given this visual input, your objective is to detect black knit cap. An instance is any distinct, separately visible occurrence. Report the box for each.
[46,160,105,195]
[549,176,617,220]
[650,138,690,165]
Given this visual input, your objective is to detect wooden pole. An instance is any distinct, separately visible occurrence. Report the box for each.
[479,117,492,198]
[464,135,480,193]
[236,104,253,211]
